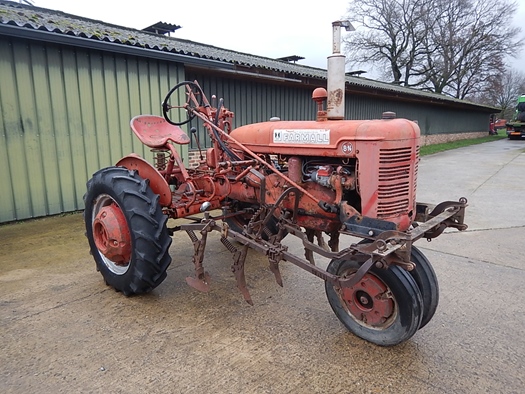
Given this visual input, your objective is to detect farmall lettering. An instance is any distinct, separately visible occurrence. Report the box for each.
[273,129,330,144]
[83,21,468,347]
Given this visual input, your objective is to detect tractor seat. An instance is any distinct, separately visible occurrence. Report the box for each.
[130,115,190,148]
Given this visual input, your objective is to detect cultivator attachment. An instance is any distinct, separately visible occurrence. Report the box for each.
[176,195,468,314]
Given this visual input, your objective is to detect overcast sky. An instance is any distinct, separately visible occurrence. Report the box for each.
[34,0,525,75]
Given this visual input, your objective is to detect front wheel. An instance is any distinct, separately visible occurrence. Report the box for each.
[84,167,172,295]
[325,258,423,346]
[409,246,439,329]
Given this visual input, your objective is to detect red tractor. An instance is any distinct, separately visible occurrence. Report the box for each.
[84,22,467,346]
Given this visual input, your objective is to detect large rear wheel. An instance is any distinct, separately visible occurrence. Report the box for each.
[84,167,172,295]
[325,258,423,346]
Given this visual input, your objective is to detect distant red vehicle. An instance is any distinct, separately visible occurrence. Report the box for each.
[489,117,506,135]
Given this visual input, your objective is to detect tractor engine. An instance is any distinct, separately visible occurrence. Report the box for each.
[226,112,419,236]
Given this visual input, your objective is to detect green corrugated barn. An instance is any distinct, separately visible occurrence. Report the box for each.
[0,0,497,223]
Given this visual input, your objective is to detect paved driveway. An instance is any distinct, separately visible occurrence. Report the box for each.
[1,139,524,393]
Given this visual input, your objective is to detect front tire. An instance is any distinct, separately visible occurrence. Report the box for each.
[84,167,172,295]
[325,258,423,346]
[357,240,439,330]
[409,246,439,329]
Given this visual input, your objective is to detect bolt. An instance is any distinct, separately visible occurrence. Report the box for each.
[360,296,368,305]
[368,230,374,236]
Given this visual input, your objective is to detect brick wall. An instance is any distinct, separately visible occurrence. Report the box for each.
[188,151,204,168]
[420,131,487,146]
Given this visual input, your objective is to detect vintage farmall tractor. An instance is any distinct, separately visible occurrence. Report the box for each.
[84,22,467,346]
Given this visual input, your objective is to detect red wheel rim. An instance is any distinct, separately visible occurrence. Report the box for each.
[340,272,395,328]
[92,202,131,265]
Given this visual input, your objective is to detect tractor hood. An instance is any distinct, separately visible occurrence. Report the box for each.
[229,118,420,157]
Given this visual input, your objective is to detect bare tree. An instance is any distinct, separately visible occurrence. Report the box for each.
[474,69,525,119]
[343,0,431,86]
[421,0,522,99]
[344,0,523,99]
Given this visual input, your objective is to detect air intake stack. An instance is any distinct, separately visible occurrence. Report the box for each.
[327,20,354,120]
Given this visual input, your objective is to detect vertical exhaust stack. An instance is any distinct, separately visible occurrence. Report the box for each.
[327,20,354,120]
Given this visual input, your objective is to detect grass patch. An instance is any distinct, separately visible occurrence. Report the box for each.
[420,134,507,156]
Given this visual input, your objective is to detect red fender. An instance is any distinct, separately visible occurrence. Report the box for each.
[116,154,172,206]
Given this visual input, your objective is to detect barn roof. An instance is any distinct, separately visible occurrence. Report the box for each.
[0,0,498,112]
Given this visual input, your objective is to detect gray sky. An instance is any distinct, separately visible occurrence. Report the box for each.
[35,0,525,74]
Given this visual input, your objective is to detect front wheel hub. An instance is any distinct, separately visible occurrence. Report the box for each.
[341,273,394,327]
[92,204,131,264]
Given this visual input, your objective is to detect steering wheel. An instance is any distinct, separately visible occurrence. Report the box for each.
[162,81,204,126]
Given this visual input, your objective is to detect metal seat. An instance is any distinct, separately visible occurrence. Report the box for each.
[130,115,190,148]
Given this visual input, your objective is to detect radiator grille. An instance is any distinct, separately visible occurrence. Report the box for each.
[377,147,415,218]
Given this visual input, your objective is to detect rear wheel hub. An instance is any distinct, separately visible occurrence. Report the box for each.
[92,204,131,264]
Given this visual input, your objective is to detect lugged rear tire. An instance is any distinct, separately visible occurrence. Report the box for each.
[325,258,423,346]
[84,166,172,295]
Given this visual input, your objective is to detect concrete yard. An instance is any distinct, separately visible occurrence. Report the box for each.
[1,139,524,393]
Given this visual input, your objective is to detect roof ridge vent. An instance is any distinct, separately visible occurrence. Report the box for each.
[142,22,181,36]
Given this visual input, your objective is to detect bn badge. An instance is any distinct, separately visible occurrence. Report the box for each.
[341,142,353,155]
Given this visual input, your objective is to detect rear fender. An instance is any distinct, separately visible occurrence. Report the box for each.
[116,154,172,206]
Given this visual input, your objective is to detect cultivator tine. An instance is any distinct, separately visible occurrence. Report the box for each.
[328,230,340,252]
[268,257,283,287]
[315,231,330,251]
[186,273,211,293]
[221,236,253,305]
[305,229,315,265]
[304,229,330,265]
[185,227,211,293]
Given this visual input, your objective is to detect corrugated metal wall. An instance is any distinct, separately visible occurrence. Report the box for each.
[187,72,489,149]
[186,73,316,149]
[0,37,185,223]
[347,94,488,134]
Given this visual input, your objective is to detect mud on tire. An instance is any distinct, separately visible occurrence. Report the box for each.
[84,166,172,295]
